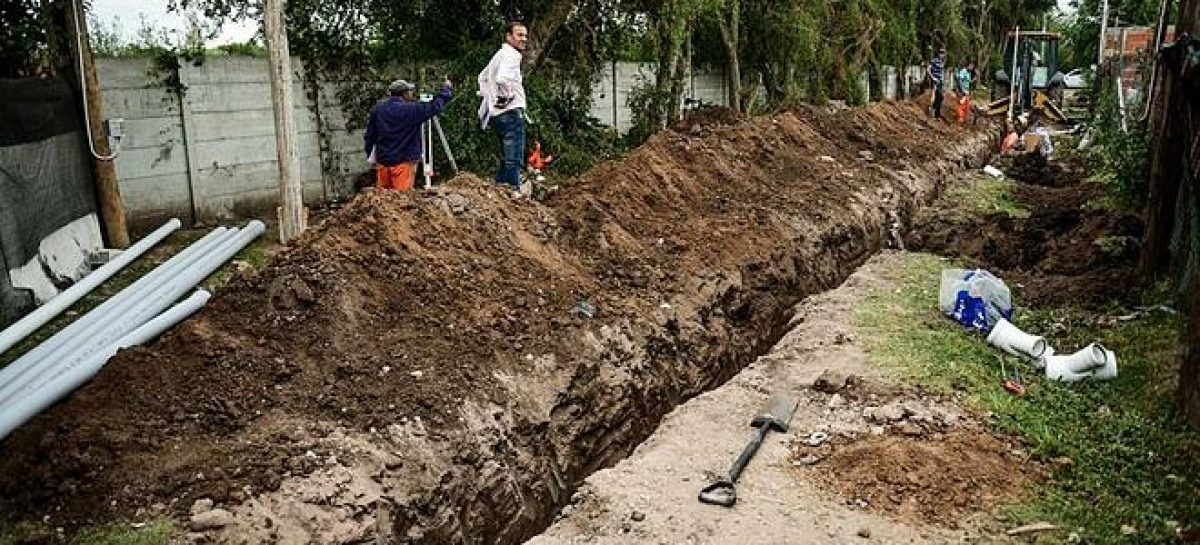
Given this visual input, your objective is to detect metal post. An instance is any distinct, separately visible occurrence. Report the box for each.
[432,117,458,174]
[1009,27,1020,120]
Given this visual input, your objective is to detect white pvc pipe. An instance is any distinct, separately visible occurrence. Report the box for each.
[1092,346,1119,380]
[987,318,1047,359]
[1115,77,1128,133]
[1046,344,1108,382]
[0,228,228,385]
[0,228,235,405]
[6,221,264,401]
[0,218,181,357]
[0,289,212,440]
[1098,0,1110,70]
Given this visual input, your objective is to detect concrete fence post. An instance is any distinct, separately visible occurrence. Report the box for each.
[858,70,871,102]
[882,66,898,101]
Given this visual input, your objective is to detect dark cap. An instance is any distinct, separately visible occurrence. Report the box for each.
[388,79,416,94]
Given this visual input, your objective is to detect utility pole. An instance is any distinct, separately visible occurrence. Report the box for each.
[67,0,130,248]
[263,0,307,243]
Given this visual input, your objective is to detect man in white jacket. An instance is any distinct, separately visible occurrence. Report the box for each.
[478,21,529,197]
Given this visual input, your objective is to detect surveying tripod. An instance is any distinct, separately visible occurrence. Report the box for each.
[418,94,458,189]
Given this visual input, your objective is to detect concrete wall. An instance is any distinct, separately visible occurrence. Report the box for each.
[99,57,330,231]
[98,57,731,230]
[587,62,728,132]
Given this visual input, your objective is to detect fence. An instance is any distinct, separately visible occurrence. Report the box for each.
[97,57,927,232]
[0,76,104,323]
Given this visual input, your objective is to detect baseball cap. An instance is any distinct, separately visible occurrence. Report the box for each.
[388,79,416,93]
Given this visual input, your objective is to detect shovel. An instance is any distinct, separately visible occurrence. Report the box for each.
[698,394,799,507]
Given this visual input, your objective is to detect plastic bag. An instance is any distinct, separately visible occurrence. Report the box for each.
[1032,126,1054,157]
[938,268,1013,332]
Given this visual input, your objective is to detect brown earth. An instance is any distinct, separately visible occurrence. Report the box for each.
[799,429,1037,527]
[906,153,1143,306]
[0,100,993,543]
[531,252,1023,545]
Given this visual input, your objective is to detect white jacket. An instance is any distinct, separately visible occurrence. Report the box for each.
[477,43,526,129]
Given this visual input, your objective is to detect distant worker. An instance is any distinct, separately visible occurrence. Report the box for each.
[364,78,453,191]
[478,21,529,198]
[927,47,947,120]
[956,61,975,124]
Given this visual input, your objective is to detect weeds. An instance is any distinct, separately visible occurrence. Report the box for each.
[854,253,1200,544]
[944,174,1030,219]
[0,519,174,545]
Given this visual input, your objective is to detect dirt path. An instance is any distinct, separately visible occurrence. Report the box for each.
[527,252,1020,545]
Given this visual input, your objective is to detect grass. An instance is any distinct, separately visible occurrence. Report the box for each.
[0,519,173,545]
[854,252,1200,544]
[943,174,1030,219]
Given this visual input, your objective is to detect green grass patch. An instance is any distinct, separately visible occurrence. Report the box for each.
[855,252,1200,544]
[0,519,173,545]
[942,174,1030,219]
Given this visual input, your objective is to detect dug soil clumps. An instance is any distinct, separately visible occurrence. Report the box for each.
[0,101,993,543]
[800,429,1037,527]
[907,153,1143,306]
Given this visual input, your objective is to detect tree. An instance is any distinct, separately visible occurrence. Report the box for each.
[711,0,743,112]
[0,0,46,76]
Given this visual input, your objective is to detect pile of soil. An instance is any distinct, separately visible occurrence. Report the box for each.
[907,153,1143,306]
[1006,150,1083,187]
[802,430,1037,526]
[0,100,993,543]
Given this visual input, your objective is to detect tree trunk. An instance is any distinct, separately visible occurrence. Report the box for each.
[67,0,129,248]
[1184,264,1200,427]
[1168,0,1200,426]
[652,2,691,128]
[264,0,307,243]
[717,0,742,113]
[523,0,576,72]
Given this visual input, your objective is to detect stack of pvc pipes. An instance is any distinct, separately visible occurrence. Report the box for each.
[0,220,265,440]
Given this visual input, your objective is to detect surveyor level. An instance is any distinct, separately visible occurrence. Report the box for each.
[419,94,459,189]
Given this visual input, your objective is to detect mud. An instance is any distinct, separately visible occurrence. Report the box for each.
[0,101,993,543]
[907,153,1143,306]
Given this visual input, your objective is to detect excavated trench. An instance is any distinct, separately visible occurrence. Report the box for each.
[0,101,994,544]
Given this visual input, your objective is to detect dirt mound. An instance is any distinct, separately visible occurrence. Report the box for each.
[907,155,1143,306]
[802,430,1037,526]
[0,100,993,543]
[1006,151,1078,187]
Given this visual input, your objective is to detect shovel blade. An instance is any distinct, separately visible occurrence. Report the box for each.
[750,394,799,432]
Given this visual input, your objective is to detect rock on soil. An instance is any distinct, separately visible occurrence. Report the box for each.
[0,100,992,543]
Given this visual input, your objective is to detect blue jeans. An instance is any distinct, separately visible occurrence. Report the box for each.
[491,109,525,189]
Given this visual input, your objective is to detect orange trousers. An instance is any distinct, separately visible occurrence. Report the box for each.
[957,95,972,124]
[376,162,417,190]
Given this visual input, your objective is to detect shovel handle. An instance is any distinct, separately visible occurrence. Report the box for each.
[727,425,771,483]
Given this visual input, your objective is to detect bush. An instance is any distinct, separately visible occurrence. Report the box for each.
[1089,83,1151,208]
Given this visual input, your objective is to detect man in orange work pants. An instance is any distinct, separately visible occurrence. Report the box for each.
[365,78,453,190]
[376,163,418,191]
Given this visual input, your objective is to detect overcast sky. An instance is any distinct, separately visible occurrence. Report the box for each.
[91,0,257,46]
[90,0,1080,47]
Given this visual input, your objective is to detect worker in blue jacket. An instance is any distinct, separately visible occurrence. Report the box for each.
[364,78,453,190]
